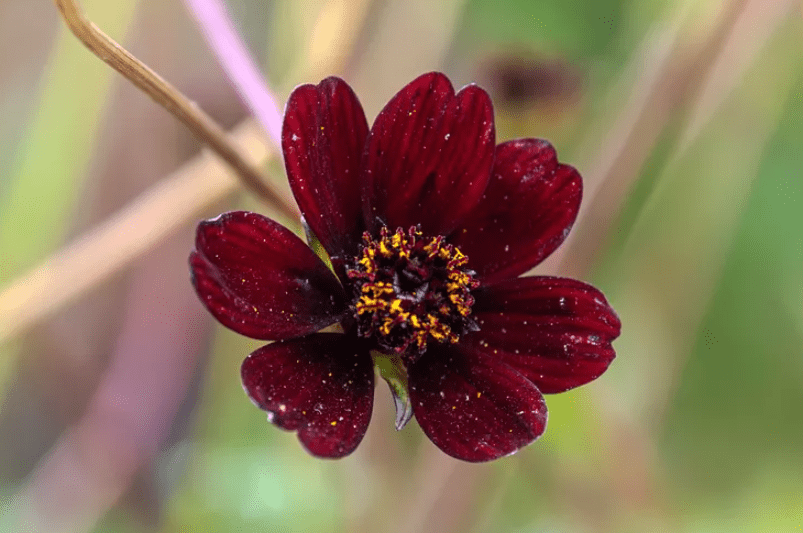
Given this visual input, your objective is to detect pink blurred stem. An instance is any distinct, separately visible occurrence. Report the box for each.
[12,232,210,533]
[183,0,283,150]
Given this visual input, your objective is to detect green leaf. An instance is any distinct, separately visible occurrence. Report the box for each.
[302,217,334,272]
[372,351,413,431]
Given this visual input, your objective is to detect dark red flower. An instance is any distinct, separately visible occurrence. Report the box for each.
[190,73,620,462]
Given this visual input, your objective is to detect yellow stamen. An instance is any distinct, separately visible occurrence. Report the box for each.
[348,226,478,354]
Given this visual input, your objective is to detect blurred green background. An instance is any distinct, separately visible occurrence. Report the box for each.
[1,0,802,532]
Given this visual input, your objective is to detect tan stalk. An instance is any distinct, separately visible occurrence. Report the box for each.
[53,0,297,219]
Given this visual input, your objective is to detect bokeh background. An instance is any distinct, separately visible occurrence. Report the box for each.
[1,0,802,531]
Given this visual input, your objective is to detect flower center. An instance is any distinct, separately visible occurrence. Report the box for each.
[346,226,479,360]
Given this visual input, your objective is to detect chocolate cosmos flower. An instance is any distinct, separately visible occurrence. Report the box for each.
[190,72,620,462]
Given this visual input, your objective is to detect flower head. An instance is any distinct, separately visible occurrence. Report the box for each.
[190,72,620,462]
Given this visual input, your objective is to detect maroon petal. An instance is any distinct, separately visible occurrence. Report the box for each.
[465,276,620,394]
[241,333,375,458]
[409,346,547,462]
[190,211,346,340]
[282,77,369,268]
[451,139,581,285]
[362,72,495,236]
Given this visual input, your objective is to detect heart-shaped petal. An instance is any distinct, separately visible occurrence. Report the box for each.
[409,345,547,462]
[450,139,581,284]
[362,72,495,236]
[241,333,375,458]
[191,211,346,340]
[465,276,620,393]
[283,78,369,274]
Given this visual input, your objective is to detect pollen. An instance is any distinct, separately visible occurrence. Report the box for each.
[347,226,479,360]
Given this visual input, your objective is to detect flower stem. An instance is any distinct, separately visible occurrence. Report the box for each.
[53,0,297,219]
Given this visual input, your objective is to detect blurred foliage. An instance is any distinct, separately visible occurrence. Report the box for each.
[0,0,140,437]
[0,0,140,276]
[665,67,803,496]
[1,0,802,532]
[461,0,628,58]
